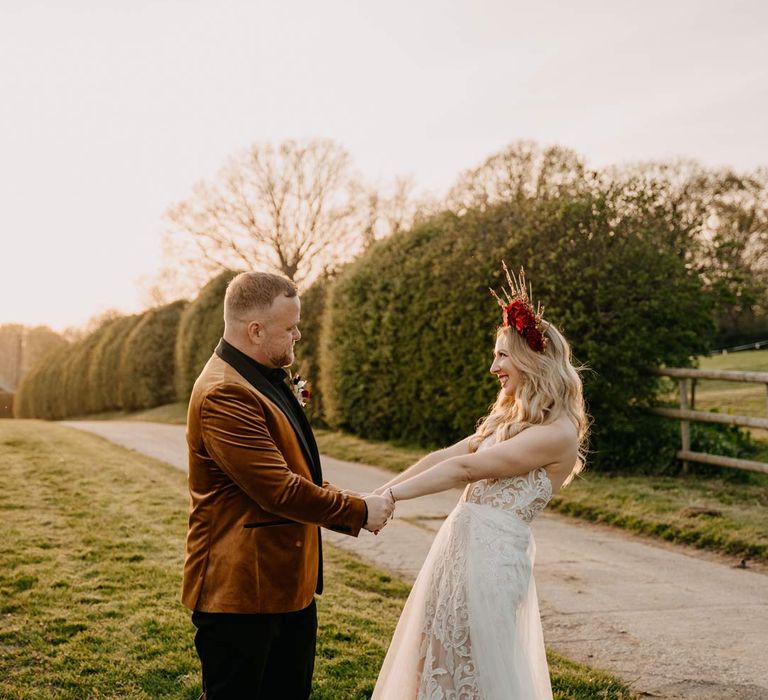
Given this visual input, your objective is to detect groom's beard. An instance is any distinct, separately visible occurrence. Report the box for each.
[268,348,294,368]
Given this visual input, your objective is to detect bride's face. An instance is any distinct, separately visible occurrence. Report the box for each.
[490,335,522,397]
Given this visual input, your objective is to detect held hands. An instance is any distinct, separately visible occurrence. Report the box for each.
[362,491,396,533]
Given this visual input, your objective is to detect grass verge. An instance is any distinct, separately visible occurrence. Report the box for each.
[314,428,427,472]
[548,472,768,562]
[313,428,768,564]
[68,402,188,425]
[0,420,634,699]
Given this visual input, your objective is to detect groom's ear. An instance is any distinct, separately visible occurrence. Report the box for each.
[246,320,264,344]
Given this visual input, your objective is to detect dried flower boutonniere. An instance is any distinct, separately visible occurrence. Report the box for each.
[289,373,311,408]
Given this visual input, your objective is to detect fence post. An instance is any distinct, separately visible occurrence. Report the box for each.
[679,378,690,474]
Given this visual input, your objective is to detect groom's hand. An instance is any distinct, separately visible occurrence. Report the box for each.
[339,488,364,498]
[362,494,395,532]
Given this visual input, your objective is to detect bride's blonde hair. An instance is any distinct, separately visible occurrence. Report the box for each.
[469,322,589,487]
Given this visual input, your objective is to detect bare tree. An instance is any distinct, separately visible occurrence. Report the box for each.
[446,140,589,214]
[354,176,438,249]
[162,139,361,287]
[606,159,768,335]
[608,159,768,275]
[137,264,199,309]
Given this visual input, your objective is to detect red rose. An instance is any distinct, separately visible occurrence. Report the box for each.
[504,301,535,333]
[515,309,535,333]
[523,326,545,352]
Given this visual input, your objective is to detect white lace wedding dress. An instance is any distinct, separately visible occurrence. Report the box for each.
[373,438,554,699]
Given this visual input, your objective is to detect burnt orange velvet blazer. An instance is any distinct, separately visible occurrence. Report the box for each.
[181,344,367,614]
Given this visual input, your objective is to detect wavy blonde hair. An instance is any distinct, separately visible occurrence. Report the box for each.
[469,322,590,487]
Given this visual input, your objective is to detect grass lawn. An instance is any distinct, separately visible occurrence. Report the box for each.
[0,420,634,700]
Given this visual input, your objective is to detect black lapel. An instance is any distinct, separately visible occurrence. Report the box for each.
[215,339,322,485]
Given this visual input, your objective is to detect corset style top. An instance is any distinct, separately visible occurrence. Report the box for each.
[463,436,553,523]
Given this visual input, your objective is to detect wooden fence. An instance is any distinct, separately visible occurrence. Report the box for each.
[650,368,768,474]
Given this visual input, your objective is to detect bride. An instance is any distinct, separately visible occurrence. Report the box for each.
[372,265,589,699]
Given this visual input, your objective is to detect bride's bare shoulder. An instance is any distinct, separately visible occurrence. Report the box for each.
[525,417,577,445]
[550,416,578,440]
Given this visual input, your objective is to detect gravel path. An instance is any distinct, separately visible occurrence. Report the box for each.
[63,420,768,699]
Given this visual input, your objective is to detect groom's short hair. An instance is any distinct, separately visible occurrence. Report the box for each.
[224,272,298,324]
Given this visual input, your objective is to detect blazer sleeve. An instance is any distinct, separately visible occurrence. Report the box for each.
[200,382,366,536]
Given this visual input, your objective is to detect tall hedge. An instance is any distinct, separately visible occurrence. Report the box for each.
[13,307,180,419]
[0,390,13,418]
[87,314,143,413]
[60,327,106,417]
[294,271,334,425]
[319,190,714,470]
[13,354,37,417]
[118,300,187,410]
[175,270,239,401]
[14,344,70,419]
[319,211,502,440]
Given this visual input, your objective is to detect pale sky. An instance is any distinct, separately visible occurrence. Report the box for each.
[2,0,767,331]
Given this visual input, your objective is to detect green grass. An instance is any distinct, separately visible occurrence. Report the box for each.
[311,429,768,564]
[0,420,634,699]
[700,348,768,373]
[314,428,428,472]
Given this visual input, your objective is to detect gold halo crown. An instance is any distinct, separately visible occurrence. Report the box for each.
[489,262,547,353]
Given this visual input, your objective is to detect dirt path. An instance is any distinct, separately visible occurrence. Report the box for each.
[63,420,768,699]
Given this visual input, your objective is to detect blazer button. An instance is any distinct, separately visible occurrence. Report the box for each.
[295,541,303,547]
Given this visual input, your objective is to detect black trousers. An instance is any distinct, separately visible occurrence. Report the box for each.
[192,599,317,700]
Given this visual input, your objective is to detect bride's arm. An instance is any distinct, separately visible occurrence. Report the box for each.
[389,425,576,502]
[372,436,474,494]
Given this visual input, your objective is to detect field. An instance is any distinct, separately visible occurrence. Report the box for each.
[0,420,634,699]
[689,348,768,439]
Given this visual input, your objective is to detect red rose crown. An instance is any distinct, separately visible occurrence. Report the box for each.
[489,263,547,353]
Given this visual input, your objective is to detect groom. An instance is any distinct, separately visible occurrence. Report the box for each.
[181,271,394,699]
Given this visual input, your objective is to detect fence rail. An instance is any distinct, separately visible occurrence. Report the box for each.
[649,367,768,475]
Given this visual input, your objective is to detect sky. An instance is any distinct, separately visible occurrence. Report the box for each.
[2,0,767,331]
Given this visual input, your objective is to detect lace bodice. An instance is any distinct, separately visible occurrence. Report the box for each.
[464,438,553,523]
[465,469,552,522]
